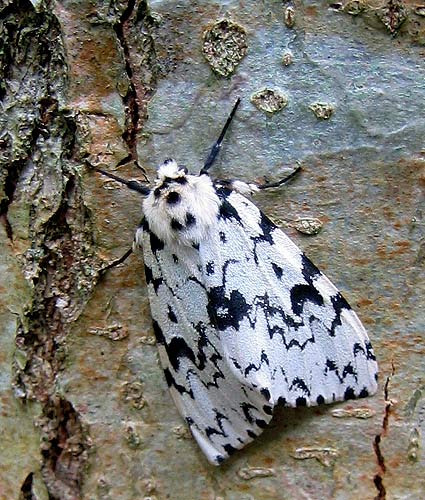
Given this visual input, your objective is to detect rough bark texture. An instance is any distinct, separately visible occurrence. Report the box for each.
[1,1,424,499]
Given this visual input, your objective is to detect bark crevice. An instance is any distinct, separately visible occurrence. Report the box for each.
[373,362,395,500]
[112,0,159,167]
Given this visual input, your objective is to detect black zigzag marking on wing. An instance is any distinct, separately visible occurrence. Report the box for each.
[205,410,229,438]
[167,305,178,323]
[205,255,320,349]
[325,358,358,384]
[365,341,377,361]
[328,292,352,336]
[218,198,243,223]
[249,211,275,264]
[152,320,165,344]
[146,247,228,400]
[289,377,311,396]
[244,351,270,377]
[241,402,261,424]
[144,265,163,292]
[290,254,325,315]
[300,253,322,283]
[299,254,354,337]
[158,316,226,388]
[163,367,194,398]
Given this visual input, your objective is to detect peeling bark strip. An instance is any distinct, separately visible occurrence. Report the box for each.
[1,1,96,498]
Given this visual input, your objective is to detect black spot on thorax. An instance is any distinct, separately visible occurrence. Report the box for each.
[154,176,188,199]
[166,191,181,204]
[185,213,196,226]
[171,218,183,231]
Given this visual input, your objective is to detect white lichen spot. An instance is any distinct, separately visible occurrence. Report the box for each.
[140,335,157,345]
[309,102,334,120]
[121,381,146,409]
[238,467,276,480]
[376,0,408,35]
[343,0,366,15]
[407,428,420,462]
[331,407,376,419]
[281,51,293,66]
[284,6,295,28]
[251,88,288,114]
[56,297,69,309]
[202,19,248,77]
[88,323,128,341]
[172,425,192,439]
[292,217,323,235]
[291,447,340,466]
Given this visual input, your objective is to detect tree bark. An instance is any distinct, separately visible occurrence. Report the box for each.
[1,1,424,499]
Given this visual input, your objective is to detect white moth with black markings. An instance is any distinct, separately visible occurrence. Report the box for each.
[92,98,378,465]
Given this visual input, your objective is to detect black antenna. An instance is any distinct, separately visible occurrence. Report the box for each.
[200,98,241,175]
[257,165,302,189]
[87,162,150,195]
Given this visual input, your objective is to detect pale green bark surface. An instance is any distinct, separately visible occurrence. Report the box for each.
[1,1,424,499]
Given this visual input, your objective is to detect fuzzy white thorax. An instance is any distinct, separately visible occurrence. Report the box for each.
[140,160,221,246]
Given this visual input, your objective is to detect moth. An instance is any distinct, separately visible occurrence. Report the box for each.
[91,98,378,465]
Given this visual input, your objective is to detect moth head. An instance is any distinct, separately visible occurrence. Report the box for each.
[142,159,220,246]
[156,158,188,180]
